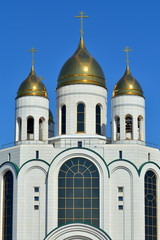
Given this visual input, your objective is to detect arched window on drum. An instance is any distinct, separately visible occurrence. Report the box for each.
[115,116,120,140]
[77,103,85,133]
[27,116,34,140]
[125,115,133,140]
[58,158,99,227]
[96,104,101,135]
[61,105,66,135]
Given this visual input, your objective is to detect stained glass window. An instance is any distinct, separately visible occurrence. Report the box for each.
[58,158,99,227]
[145,170,157,240]
[3,171,13,240]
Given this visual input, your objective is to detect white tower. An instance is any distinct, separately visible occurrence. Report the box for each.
[15,62,49,143]
[56,37,107,137]
[111,63,145,143]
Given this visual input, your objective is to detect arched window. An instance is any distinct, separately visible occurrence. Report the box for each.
[61,105,66,134]
[17,117,22,141]
[58,158,99,227]
[138,115,143,141]
[96,104,101,135]
[125,115,133,139]
[77,103,85,133]
[145,170,157,239]
[3,171,13,240]
[39,117,45,141]
[115,116,120,140]
[27,117,34,140]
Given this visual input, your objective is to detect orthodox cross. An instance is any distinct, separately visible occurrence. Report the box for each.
[39,76,45,81]
[28,47,38,69]
[75,11,89,39]
[123,46,133,66]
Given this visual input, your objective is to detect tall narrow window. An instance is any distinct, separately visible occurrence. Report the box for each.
[145,170,157,240]
[58,158,99,227]
[3,171,13,240]
[138,115,143,141]
[27,117,34,140]
[61,105,66,134]
[39,117,45,141]
[115,116,120,140]
[125,115,133,139]
[77,103,85,133]
[96,104,101,134]
[17,117,22,141]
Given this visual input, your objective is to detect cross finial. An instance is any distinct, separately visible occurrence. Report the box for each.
[28,47,38,70]
[75,11,89,40]
[122,46,133,67]
[39,75,45,81]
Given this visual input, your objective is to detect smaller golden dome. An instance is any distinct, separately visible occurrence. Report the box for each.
[17,67,48,99]
[113,65,143,97]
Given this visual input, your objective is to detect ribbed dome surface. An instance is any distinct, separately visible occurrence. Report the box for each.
[113,66,143,97]
[57,38,106,89]
[17,67,48,99]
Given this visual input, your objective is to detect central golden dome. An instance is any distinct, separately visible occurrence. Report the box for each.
[57,38,106,89]
[113,65,144,97]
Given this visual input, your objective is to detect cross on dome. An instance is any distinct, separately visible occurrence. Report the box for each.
[28,47,38,70]
[123,46,133,67]
[75,11,89,40]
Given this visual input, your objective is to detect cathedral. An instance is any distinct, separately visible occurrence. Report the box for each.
[0,13,159,240]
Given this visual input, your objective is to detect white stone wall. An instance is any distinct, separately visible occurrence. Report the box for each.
[56,84,107,137]
[111,95,145,142]
[0,142,160,240]
[15,96,49,142]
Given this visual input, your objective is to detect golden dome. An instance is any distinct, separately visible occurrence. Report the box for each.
[17,67,48,99]
[57,38,106,89]
[113,65,143,97]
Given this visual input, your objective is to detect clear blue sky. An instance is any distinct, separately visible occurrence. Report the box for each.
[0,0,160,148]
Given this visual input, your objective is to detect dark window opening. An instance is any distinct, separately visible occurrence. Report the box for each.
[78,141,82,148]
[77,103,85,132]
[96,105,101,135]
[119,151,122,159]
[36,151,39,159]
[3,171,13,240]
[145,171,157,239]
[27,117,34,140]
[61,105,66,134]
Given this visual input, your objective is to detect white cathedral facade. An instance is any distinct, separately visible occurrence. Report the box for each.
[0,31,159,240]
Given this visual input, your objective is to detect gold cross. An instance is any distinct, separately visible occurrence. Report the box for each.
[75,11,89,39]
[39,75,45,81]
[28,47,38,68]
[123,46,133,66]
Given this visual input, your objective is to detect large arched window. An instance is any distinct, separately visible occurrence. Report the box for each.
[96,104,101,135]
[125,115,133,139]
[39,117,45,141]
[115,116,120,140]
[3,171,13,240]
[27,117,34,140]
[58,158,99,227]
[77,103,85,133]
[61,105,66,134]
[145,170,157,240]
